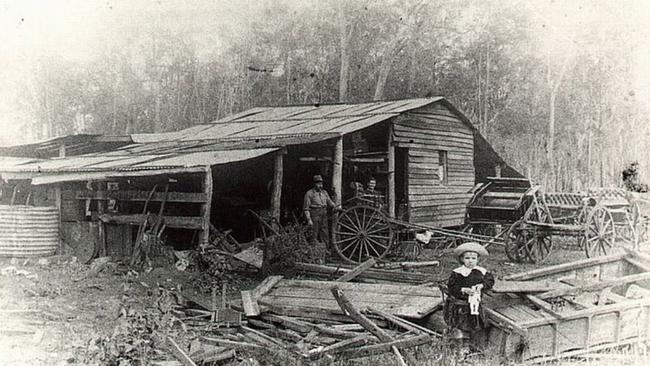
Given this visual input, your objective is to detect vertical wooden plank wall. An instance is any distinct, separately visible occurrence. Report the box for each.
[393,102,475,227]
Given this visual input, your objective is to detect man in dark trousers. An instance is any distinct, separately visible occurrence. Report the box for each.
[303,175,336,246]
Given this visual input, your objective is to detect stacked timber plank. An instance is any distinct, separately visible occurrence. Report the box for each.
[295,262,431,284]
[257,278,442,320]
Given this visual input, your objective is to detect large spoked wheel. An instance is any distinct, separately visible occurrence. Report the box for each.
[334,205,394,264]
[523,226,553,264]
[621,201,643,248]
[584,205,616,257]
[575,204,591,249]
[518,201,554,263]
[505,220,528,262]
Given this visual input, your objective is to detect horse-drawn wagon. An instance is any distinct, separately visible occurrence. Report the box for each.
[504,187,649,264]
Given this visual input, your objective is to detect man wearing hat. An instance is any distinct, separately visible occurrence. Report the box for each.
[303,175,337,246]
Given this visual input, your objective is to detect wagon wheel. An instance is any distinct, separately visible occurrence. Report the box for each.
[334,205,394,264]
[504,220,529,262]
[623,201,642,248]
[584,205,616,257]
[520,204,554,263]
[523,225,553,264]
[575,204,591,249]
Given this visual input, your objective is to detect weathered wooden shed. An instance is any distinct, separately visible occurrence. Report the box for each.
[0,97,520,259]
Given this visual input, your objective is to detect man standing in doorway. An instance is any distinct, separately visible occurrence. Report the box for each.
[303,175,336,246]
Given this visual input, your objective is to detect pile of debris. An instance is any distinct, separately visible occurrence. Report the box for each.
[153,258,443,365]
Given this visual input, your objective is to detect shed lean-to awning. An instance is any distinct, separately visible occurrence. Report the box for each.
[1,148,279,184]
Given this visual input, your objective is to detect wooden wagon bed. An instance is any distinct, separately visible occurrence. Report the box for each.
[485,250,650,363]
[257,279,442,321]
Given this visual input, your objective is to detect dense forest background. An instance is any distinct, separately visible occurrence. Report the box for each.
[1,0,649,192]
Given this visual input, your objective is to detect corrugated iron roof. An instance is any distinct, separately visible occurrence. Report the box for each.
[132,97,444,143]
[1,148,278,183]
[2,97,478,182]
[0,134,133,158]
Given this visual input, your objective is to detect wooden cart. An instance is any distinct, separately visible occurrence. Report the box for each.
[486,250,650,363]
[332,203,505,264]
[333,177,548,264]
[331,180,522,264]
[505,188,648,264]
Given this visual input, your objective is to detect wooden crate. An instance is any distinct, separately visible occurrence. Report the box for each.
[486,251,650,363]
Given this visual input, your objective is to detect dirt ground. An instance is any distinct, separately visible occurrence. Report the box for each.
[0,240,637,366]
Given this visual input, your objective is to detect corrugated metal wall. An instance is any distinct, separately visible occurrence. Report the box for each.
[393,103,474,227]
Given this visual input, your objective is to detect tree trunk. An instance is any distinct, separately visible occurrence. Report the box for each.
[337,10,353,103]
[477,53,482,131]
[548,89,556,165]
[373,55,393,101]
[286,54,292,104]
[484,45,490,139]
[373,2,424,101]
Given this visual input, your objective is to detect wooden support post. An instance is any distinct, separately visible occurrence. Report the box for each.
[271,149,284,224]
[97,181,107,257]
[331,136,343,249]
[332,136,343,207]
[387,124,395,218]
[201,165,213,246]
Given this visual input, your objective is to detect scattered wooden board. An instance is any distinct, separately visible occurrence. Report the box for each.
[492,280,561,293]
[296,262,429,284]
[258,278,442,319]
[233,246,263,269]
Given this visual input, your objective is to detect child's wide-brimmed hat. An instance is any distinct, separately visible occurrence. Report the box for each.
[454,242,489,258]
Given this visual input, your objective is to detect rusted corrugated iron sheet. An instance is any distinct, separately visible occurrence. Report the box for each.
[1,148,278,183]
[131,98,443,144]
